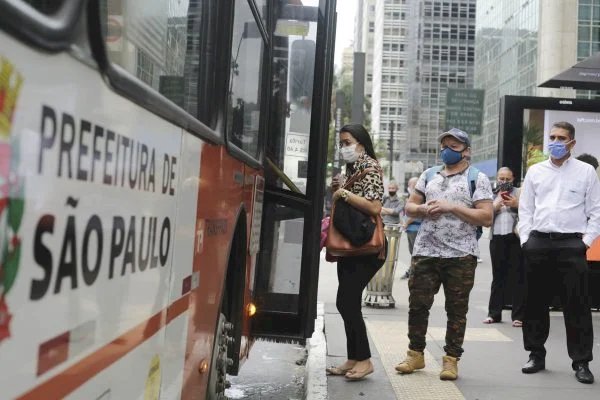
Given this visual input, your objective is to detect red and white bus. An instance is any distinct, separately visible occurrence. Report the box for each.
[0,0,336,398]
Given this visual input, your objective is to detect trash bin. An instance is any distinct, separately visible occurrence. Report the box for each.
[363,224,402,308]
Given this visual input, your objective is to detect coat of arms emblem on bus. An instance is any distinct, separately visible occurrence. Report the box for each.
[0,57,24,344]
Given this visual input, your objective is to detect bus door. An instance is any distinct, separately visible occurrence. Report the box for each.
[251,0,336,342]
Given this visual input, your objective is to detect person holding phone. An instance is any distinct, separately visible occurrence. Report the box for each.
[483,167,525,327]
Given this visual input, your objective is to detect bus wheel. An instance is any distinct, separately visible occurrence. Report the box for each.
[207,313,234,400]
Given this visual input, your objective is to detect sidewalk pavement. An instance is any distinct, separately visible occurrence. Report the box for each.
[313,232,600,400]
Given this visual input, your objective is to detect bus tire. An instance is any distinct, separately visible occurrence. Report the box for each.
[206,312,233,400]
[222,218,246,375]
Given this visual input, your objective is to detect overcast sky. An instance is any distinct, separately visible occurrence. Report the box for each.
[333,1,357,70]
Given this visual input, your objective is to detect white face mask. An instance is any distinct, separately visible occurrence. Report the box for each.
[340,144,360,163]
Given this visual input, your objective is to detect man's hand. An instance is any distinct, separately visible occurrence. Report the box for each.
[493,196,504,212]
[331,174,342,192]
[416,204,430,218]
[381,207,392,215]
[426,199,454,219]
[502,194,518,208]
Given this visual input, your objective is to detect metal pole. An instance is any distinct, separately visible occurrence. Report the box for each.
[352,52,365,124]
[389,121,395,180]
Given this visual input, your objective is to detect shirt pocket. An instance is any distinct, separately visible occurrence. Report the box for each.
[563,181,585,204]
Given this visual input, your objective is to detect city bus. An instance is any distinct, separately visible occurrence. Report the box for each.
[0,0,336,399]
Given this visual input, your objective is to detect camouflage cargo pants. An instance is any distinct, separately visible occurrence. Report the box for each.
[407,255,477,358]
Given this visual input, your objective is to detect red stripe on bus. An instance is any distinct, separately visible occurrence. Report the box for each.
[37,331,70,376]
[18,294,190,400]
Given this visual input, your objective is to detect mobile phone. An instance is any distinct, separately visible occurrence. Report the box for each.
[501,192,511,200]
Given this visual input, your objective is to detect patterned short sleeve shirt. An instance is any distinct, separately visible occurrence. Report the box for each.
[413,166,493,258]
[343,153,384,201]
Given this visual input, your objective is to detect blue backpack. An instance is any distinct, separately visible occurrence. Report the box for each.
[424,165,483,240]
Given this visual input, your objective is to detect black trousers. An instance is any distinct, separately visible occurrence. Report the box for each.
[336,254,384,361]
[488,233,526,321]
[522,235,594,366]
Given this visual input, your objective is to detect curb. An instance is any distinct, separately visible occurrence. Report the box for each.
[304,302,327,400]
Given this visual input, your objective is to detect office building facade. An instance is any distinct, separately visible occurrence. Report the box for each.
[473,0,585,173]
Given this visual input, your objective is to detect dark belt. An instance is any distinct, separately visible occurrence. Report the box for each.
[530,230,582,240]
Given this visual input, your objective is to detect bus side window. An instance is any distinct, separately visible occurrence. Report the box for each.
[226,0,267,160]
[99,0,206,122]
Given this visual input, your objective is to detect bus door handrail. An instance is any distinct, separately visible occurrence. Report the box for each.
[266,157,302,194]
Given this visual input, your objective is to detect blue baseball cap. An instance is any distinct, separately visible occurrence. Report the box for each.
[438,128,470,147]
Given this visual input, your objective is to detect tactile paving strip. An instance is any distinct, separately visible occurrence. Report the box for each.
[426,327,512,342]
[366,319,465,400]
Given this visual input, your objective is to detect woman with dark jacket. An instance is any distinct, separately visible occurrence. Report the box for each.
[325,124,386,381]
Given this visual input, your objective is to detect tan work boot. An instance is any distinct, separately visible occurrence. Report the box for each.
[395,350,425,374]
[439,355,459,380]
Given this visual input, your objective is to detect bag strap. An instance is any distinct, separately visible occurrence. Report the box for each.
[342,167,379,190]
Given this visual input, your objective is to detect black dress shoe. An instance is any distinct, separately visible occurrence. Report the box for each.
[522,357,545,374]
[574,364,594,384]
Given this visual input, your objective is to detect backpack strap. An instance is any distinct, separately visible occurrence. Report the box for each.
[424,165,444,186]
[425,165,480,200]
[467,166,480,198]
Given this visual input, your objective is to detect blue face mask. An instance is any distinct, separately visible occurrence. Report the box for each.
[440,147,464,165]
[548,140,572,159]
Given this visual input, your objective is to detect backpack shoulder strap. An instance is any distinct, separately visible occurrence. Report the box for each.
[467,166,480,198]
[424,165,444,186]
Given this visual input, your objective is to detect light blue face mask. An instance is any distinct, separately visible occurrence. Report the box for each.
[548,140,572,159]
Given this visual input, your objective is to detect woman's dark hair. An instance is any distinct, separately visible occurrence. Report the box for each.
[340,124,377,160]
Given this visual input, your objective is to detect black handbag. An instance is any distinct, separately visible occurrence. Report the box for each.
[332,200,376,246]
[325,168,386,260]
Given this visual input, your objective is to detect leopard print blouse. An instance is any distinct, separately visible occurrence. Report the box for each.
[342,152,384,201]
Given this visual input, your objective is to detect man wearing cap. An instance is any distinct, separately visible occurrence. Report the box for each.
[518,121,600,384]
[395,128,493,380]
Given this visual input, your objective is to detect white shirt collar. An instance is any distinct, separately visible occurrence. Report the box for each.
[549,155,572,168]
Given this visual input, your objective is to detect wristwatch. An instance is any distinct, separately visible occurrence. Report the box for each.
[341,189,350,202]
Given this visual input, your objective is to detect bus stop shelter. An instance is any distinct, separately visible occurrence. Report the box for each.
[539,52,600,90]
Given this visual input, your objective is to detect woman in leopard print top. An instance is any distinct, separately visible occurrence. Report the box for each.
[325,124,386,381]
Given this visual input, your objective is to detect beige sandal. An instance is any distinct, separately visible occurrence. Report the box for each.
[326,365,353,376]
[345,365,374,381]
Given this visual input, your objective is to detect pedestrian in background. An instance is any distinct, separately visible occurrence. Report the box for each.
[400,177,421,279]
[396,128,493,380]
[518,121,600,384]
[381,181,404,226]
[576,153,599,171]
[325,124,385,381]
[483,167,525,327]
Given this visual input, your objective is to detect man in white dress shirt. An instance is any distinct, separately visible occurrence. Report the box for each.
[518,121,600,384]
